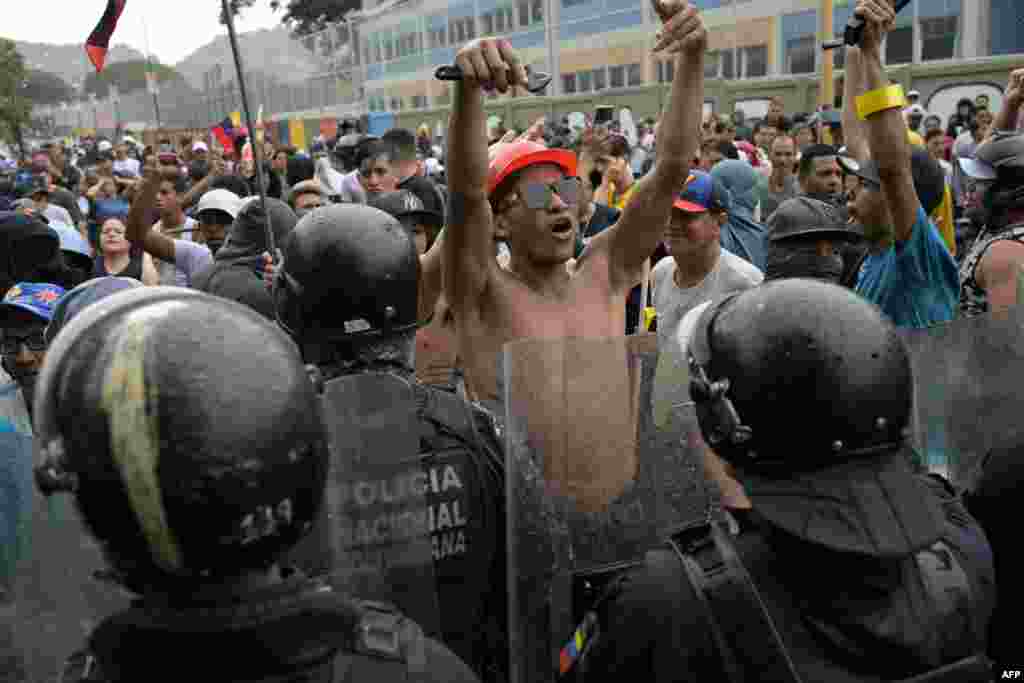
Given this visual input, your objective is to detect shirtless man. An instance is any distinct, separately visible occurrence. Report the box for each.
[445,0,707,407]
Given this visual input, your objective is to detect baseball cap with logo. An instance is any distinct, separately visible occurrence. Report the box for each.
[673,171,732,214]
[369,190,443,228]
[0,282,66,323]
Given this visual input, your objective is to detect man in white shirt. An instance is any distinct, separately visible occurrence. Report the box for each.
[650,171,763,356]
[112,143,140,178]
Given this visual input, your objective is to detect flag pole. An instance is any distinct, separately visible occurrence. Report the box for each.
[221,0,277,264]
[141,15,162,130]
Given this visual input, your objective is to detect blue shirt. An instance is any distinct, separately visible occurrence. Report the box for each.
[855,207,958,329]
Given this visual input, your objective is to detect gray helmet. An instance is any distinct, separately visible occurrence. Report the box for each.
[689,279,911,471]
[959,131,1024,181]
[33,287,328,595]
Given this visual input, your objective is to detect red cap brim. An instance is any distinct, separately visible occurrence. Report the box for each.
[673,199,708,213]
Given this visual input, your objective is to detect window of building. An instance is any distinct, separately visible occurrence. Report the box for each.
[786,36,815,74]
[658,60,675,83]
[921,15,959,61]
[742,45,767,78]
[593,67,606,91]
[532,0,544,23]
[383,34,394,60]
[886,24,913,64]
[563,0,588,7]
[390,96,403,111]
[411,94,428,109]
[449,17,475,43]
[578,70,592,92]
[609,65,625,88]
[563,73,577,94]
[705,51,720,78]
[722,49,736,79]
[627,63,642,86]
[482,5,515,34]
[428,25,446,48]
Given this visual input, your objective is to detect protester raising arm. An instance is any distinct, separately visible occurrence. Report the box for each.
[443,38,528,311]
[126,163,177,264]
[994,69,1024,133]
[841,46,870,163]
[588,0,706,291]
[858,0,917,243]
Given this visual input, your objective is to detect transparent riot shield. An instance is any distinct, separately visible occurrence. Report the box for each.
[286,371,438,636]
[901,304,1024,487]
[505,334,710,682]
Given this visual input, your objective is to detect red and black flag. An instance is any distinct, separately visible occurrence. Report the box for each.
[85,0,127,73]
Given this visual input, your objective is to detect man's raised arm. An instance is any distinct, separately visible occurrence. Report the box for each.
[126,164,176,264]
[858,0,917,242]
[443,39,529,312]
[600,1,706,288]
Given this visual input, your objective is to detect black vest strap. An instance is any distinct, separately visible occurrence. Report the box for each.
[666,520,804,683]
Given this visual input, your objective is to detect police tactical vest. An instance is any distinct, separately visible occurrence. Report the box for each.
[60,598,437,683]
[412,382,508,683]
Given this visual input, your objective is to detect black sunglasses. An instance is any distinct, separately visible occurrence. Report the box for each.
[516,177,582,210]
[1,330,47,355]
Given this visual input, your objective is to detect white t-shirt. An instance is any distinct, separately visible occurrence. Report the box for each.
[650,247,763,358]
[113,158,141,177]
[153,217,203,286]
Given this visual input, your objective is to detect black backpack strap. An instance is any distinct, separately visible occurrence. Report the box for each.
[665,519,803,683]
[332,600,429,683]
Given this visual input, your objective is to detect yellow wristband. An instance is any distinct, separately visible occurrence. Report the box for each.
[856,84,906,121]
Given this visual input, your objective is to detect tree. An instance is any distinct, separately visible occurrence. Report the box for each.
[83,60,187,98]
[223,0,361,37]
[0,39,31,159]
[23,69,76,106]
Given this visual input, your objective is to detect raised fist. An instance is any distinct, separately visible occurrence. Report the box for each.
[454,37,529,93]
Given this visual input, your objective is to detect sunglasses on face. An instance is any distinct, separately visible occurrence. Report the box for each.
[1,330,47,355]
[508,177,581,210]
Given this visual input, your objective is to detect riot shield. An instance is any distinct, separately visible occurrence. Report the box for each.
[505,334,711,682]
[287,371,438,635]
[901,304,1024,487]
[2,443,130,683]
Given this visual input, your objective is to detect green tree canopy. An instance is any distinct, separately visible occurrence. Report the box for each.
[24,69,76,105]
[224,0,360,37]
[0,39,31,155]
[84,60,186,98]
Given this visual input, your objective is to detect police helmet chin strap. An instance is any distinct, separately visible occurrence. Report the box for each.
[688,354,753,448]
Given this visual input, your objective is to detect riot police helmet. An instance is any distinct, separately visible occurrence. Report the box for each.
[33,287,328,594]
[275,203,419,344]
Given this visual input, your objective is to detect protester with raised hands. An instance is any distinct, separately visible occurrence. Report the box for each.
[444,0,706,409]
[841,0,958,329]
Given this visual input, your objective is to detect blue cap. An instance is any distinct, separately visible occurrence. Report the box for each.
[674,171,732,213]
[0,282,66,322]
[45,277,142,344]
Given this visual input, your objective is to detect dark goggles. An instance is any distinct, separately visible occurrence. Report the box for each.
[515,177,582,210]
[1,330,47,355]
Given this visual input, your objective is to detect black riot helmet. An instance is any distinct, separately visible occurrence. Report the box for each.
[276,204,420,352]
[33,287,328,596]
[688,279,911,472]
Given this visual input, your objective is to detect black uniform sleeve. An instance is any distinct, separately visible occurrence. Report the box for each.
[422,637,482,683]
[583,549,716,682]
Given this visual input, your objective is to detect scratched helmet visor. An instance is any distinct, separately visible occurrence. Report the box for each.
[283,370,439,635]
[504,334,706,682]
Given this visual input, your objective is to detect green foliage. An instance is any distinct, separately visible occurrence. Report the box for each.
[23,69,75,105]
[0,39,31,151]
[224,0,360,38]
[83,60,186,98]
